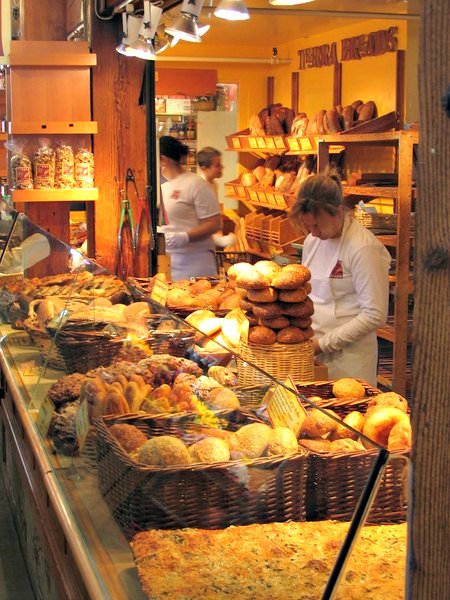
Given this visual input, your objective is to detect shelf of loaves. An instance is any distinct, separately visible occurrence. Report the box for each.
[244,211,303,256]
[12,188,98,203]
[225,180,294,211]
[225,129,289,153]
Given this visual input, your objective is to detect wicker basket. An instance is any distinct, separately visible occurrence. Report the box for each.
[296,380,409,524]
[23,318,67,370]
[146,315,196,357]
[215,251,258,271]
[236,339,315,386]
[95,410,309,537]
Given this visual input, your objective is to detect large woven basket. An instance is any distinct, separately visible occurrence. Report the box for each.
[236,339,315,386]
[23,317,67,370]
[95,410,309,538]
[215,251,258,272]
[146,314,196,357]
[296,380,410,524]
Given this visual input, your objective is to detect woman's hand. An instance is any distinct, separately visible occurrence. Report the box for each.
[312,337,322,355]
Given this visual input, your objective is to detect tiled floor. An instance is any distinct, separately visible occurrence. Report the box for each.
[0,476,35,600]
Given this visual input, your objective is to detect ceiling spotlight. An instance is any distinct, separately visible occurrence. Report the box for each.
[165,0,208,43]
[269,0,315,5]
[153,27,171,54]
[129,1,161,60]
[116,13,141,55]
[214,0,249,21]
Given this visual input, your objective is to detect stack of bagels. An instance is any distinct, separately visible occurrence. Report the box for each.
[227,260,314,345]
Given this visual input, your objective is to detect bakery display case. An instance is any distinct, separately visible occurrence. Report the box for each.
[0,211,410,599]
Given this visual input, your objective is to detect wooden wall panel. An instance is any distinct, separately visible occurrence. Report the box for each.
[21,0,67,40]
[91,15,148,275]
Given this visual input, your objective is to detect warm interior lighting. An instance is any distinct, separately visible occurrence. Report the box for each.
[165,0,208,43]
[269,0,315,5]
[214,0,249,21]
[129,1,158,60]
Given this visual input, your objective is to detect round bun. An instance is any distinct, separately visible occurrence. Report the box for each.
[235,270,271,290]
[247,287,278,303]
[278,287,308,303]
[227,262,256,281]
[189,437,230,463]
[248,325,277,345]
[253,260,282,282]
[239,298,255,313]
[280,297,314,318]
[330,438,365,453]
[138,436,191,466]
[266,427,298,457]
[207,387,241,410]
[329,410,365,441]
[166,288,191,307]
[289,316,313,329]
[362,407,409,448]
[276,326,306,344]
[251,302,284,319]
[259,316,290,330]
[271,265,311,290]
[387,417,412,450]
[190,279,212,295]
[332,378,366,400]
[299,438,331,453]
[218,292,242,310]
[300,408,340,438]
[366,392,408,414]
[235,423,273,459]
[109,424,148,454]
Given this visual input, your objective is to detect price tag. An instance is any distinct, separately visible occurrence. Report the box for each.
[256,137,266,149]
[237,186,247,198]
[274,137,285,149]
[267,376,308,436]
[249,189,259,202]
[75,399,90,452]
[289,138,300,151]
[235,308,249,343]
[232,138,241,149]
[265,137,276,150]
[248,137,258,149]
[35,395,55,439]
[300,137,313,152]
[150,279,169,306]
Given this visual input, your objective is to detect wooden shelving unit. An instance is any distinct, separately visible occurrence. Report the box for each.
[11,189,98,202]
[317,130,418,396]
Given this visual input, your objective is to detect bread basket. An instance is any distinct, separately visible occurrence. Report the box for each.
[95,410,309,537]
[296,380,410,524]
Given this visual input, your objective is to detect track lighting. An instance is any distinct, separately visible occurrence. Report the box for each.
[214,0,249,21]
[165,0,209,44]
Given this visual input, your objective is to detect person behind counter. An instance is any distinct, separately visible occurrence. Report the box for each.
[158,136,222,281]
[289,168,391,387]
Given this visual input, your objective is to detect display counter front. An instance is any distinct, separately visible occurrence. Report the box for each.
[0,211,410,599]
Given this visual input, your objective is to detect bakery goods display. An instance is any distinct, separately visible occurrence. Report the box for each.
[131,521,406,600]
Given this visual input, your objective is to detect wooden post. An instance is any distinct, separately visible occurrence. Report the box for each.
[291,72,299,113]
[333,61,342,107]
[408,0,450,598]
[396,49,406,129]
[267,76,274,106]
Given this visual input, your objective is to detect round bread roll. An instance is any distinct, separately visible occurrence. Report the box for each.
[218,292,242,310]
[247,287,278,303]
[300,326,314,341]
[166,288,191,307]
[227,262,256,281]
[207,387,241,410]
[251,302,284,319]
[282,263,311,279]
[271,266,311,290]
[236,270,271,290]
[190,279,212,295]
[332,378,366,400]
[171,279,191,290]
[330,438,365,453]
[300,408,340,438]
[280,297,314,318]
[239,298,255,313]
[137,436,191,467]
[235,423,272,459]
[253,260,282,282]
[362,407,409,449]
[266,427,298,457]
[259,316,290,330]
[328,410,366,441]
[366,392,408,415]
[123,302,151,319]
[185,309,216,328]
[109,424,148,454]
[195,290,220,309]
[299,438,332,453]
[276,326,306,344]
[388,417,412,450]
[248,325,277,345]
[278,287,308,303]
[189,437,230,464]
[289,316,313,329]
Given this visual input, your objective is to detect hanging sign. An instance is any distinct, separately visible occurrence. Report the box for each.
[297,27,398,70]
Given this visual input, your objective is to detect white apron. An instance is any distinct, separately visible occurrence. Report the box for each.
[303,219,378,387]
[169,250,218,281]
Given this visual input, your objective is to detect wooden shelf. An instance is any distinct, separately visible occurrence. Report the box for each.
[377,374,393,388]
[12,188,98,203]
[7,121,98,135]
[8,53,97,67]
[318,130,419,145]
[377,321,414,343]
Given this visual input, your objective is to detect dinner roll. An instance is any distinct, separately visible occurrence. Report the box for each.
[362,407,409,449]
[248,325,277,345]
[247,287,279,303]
[253,260,282,282]
[300,408,340,438]
[332,378,366,400]
[276,326,306,344]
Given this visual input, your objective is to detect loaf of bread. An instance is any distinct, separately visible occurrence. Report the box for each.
[358,100,377,120]
[324,109,341,133]
[342,105,355,130]
[248,325,277,345]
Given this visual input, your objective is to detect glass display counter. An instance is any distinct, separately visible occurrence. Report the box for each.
[0,211,409,599]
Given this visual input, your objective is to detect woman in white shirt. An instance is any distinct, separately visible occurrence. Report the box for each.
[159,136,222,281]
[290,168,391,387]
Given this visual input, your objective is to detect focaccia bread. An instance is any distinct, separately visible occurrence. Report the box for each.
[131,521,406,600]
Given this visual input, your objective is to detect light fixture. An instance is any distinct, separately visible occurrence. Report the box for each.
[269,0,315,5]
[116,13,142,55]
[165,0,208,43]
[112,0,136,14]
[129,2,162,60]
[214,0,249,21]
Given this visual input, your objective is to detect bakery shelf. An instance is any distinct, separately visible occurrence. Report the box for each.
[318,129,418,146]
[225,129,289,153]
[0,132,7,141]
[12,188,98,203]
[7,121,98,135]
[224,179,249,201]
[8,53,97,67]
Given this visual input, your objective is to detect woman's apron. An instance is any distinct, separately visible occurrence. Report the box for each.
[170,250,217,281]
[303,218,378,387]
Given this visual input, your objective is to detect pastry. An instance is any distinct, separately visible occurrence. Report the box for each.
[207,366,238,388]
[227,262,256,282]
[109,424,148,454]
[248,325,277,345]
[362,407,409,449]
[253,260,282,281]
[271,265,311,290]
[366,392,408,415]
[235,270,271,290]
[218,292,242,310]
[47,372,87,408]
[278,287,308,303]
[235,423,272,459]
[189,438,230,464]
[247,287,278,303]
[207,387,241,410]
[289,316,313,329]
[276,326,306,344]
[137,436,191,467]
[280,297,314,318]
[258,316,290,330]
[332,378,366,400]
[388,417,412,450]
[330,410,366,441]
[300,408,340,438]
[266,427,298,457]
